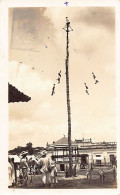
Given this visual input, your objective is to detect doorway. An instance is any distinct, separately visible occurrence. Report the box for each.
[80,154,89,168]
[109,154,115,165]
[60,163,65,171]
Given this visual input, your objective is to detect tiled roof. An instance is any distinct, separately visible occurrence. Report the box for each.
[54,136,74,145]
[8,83,31,103]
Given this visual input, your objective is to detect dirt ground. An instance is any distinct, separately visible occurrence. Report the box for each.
[12,167,117,189]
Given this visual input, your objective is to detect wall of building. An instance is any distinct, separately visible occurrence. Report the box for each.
[52,147,116,167]
[78,148,116,165]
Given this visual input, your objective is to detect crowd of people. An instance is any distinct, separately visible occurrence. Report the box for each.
[8,150,58,188]
[8,151,117,188]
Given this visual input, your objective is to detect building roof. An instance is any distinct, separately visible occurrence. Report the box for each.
[8,83,31,103]
[54,136,74,145]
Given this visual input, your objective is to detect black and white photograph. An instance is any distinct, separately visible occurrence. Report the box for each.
[5,3,119,191]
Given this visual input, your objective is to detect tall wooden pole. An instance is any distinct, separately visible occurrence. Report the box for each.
[63,17,73,177]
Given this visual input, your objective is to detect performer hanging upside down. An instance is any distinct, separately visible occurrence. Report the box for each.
[51,84,55,96]
[86,89,89,95]
[58,71,61,78]
[84,83,88,89]
[92,72,96,80]
[95,80,99,84]
[56,71,62,84]
[56,77,60,84]
[92,72,99,84]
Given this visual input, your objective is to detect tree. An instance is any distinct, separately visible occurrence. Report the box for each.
[26,142,32,148]
[26,142,34,155]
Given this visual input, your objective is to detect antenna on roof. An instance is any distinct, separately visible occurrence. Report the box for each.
[82,129,85,141]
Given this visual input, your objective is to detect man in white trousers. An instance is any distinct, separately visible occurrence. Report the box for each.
[38,151,53,187]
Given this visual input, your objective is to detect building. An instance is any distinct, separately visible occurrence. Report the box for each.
[47,136,78,171]
[48,136,117,171]
[74,138,92,147]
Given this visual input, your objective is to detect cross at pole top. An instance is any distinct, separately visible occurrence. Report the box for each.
[63,17,73,32]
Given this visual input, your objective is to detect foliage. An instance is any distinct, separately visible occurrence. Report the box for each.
[8,143,45,155]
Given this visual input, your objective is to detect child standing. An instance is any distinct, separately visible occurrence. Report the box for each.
[99,168,105,184]
[51,164,58,186]
[86,168,92,183]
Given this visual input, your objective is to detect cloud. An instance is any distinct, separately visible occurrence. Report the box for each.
[9,61,53,121]
[9,7,116,150]
[73,7,115,32]
[9,61,52,93]
[10,8,55,49]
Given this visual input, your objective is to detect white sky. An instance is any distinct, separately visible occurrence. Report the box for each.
[9,7,116,150]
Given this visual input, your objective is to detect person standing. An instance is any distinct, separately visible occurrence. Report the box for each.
[38,151,53,187]
[86,168,92,183]
[73,163,77,177]
[10,158,15,186]
[20,151,29,187]
[113,165,117,180]
[50,162,58,186]
[8,158,12,187]
[99,168,105,184]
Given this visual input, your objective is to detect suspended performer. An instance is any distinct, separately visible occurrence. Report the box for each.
[56,77,60,84]
[92,72,96,80]
[95,80,99,84]
[84,83,88,90]
[85,89,89,95]
[92,73,99,84]
[58,71,61,78]
[51,84,55,96]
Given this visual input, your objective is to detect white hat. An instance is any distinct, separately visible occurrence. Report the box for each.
[51,162,55,167]
[20,151,28,156]
[40,150,47,157]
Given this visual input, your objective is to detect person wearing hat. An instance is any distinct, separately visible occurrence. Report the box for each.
[20,151,29,187]
[38,151,53,187]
